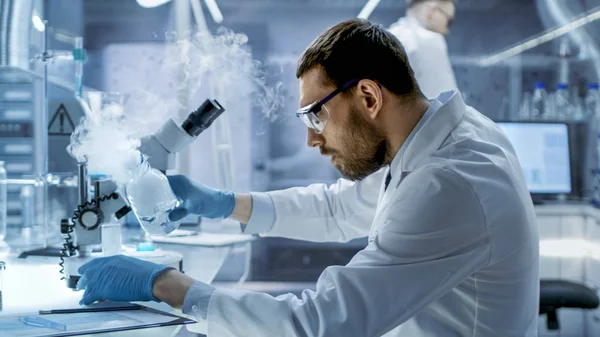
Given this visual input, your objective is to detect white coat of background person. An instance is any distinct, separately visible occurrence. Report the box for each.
[76,19,540,337]
[389,0,458,99]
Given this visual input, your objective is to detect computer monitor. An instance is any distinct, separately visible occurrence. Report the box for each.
[496,122,572,195]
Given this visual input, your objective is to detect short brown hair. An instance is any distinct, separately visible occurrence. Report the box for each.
[296,18,422,98]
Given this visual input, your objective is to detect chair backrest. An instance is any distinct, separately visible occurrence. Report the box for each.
[539,279,599,330]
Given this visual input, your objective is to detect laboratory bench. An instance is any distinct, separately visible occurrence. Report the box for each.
[0,203,600,336]
[0,224,256,337]
[0,255,204,336]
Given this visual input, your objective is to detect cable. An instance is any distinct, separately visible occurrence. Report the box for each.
[58,193,119,279]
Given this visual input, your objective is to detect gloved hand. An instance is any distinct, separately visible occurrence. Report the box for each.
[167,174,235,221]
[77,255,173,306]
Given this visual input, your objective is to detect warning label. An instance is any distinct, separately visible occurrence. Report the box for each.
[48,103,75,136]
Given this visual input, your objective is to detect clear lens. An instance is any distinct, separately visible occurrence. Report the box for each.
[297,103,329,134]
[298,101,318,115]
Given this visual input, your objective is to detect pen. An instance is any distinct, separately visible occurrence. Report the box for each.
[39,304,142,315]
[20,316,67,331]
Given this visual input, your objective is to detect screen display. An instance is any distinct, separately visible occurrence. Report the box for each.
[497,122,571,194]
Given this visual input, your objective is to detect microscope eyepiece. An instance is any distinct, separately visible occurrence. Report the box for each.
[182,99,225,137]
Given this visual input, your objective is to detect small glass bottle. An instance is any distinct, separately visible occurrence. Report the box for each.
[124,156,181,236]
[20,185,34,229]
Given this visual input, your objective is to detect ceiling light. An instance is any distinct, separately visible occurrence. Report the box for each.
[136,0,172,8]
[203,0,223,23]
[480,6,600,66]
[32,15,45,32]
[357,0,381,20]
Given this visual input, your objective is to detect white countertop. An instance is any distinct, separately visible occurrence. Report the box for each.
[0,223,258,337]
[0,254,203,336]
[535,202,600,219]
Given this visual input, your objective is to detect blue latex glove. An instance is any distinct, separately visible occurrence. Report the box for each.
[167,175,235,221]
[77,255,173,306]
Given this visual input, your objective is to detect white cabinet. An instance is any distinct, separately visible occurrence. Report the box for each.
[539,215,562,280]
[537,205,600,337]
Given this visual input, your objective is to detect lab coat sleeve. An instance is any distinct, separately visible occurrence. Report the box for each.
[241,193,276,234]
[245,168,384,242]
[184,166,491,337]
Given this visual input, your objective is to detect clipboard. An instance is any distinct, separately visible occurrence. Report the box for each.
[0,302,197,337]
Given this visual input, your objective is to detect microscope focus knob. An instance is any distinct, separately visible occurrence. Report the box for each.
[79,208,103,231]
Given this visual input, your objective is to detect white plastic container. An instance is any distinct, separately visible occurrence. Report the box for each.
[102,222,122,256]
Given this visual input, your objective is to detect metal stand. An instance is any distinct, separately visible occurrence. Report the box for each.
[22,22,86,257]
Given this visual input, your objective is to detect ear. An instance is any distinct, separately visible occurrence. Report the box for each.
[356,79,383,120]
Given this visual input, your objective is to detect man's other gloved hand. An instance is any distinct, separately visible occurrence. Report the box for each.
[167,175,235,221]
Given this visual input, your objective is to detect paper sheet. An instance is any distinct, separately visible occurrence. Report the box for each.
[0,307,194,337]
[0,320,55,337]
[0,312,139,337]
[151,231,254,247]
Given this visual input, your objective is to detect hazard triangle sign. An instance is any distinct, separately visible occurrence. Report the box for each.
[48,103,75,136]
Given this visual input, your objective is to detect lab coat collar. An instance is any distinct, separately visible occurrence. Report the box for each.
[387,98,440,179]
[388,90,466,185]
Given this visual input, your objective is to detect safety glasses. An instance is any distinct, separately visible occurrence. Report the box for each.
[434,6,454,27]
[296,79,360,134]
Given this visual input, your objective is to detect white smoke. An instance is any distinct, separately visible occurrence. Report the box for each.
[68,98,141,185]
[67,28,285,185]
[168,28,285,121]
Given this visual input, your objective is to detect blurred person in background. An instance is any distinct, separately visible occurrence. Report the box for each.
[389,0,458,98]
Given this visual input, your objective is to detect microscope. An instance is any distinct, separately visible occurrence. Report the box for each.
[60,99,225,289]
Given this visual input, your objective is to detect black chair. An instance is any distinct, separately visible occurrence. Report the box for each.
[539,280,600,330]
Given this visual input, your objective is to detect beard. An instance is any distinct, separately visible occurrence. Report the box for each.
[325,104,392,181]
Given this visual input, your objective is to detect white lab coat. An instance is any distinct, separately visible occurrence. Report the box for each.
[388,17,458,99]
[184,91,539,336]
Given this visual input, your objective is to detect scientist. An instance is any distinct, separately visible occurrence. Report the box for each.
[389,0,457,98]
[77,19,539,337]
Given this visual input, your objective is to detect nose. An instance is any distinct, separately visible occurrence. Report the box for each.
[307,128,323,148]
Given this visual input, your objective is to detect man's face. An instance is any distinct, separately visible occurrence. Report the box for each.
[298,68,389,181]
[426,1,455,35]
